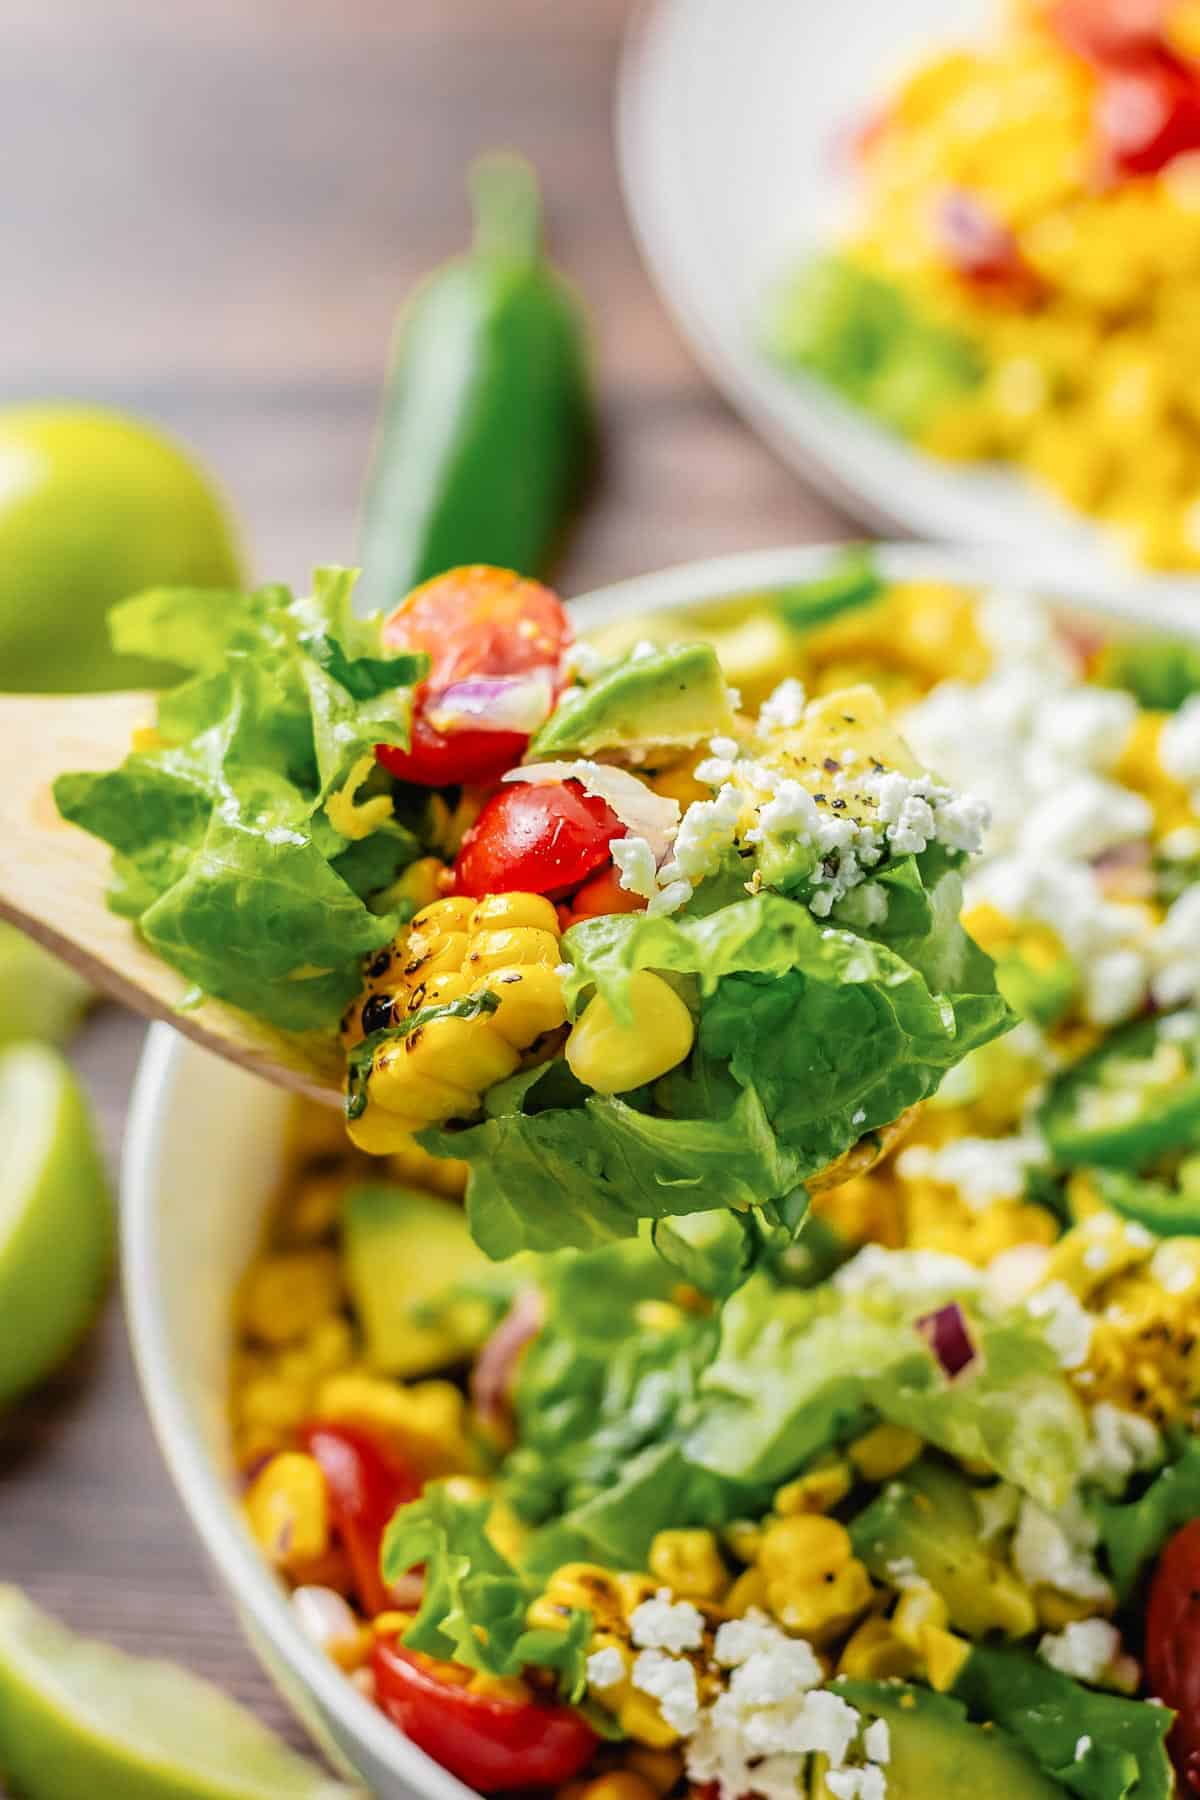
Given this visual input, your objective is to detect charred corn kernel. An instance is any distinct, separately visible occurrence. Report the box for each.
[400,928,470,985]
[468,1673,533,1704]
[848,1424,923,1483]
[723,1520,763,1563]
[477,964,568,1048]
[368,1052,475,1125]
[464,926,560,977]
[238,1250,343,1346]
[838,1617,918,1681]
[313,1373,469,1474]
[346,1105,429,1157]
[625,1748,685,1795]
[469,893,560,935]
[1035,1585,1104,1630]
[566,971,694,1094]
[759,1513,853,1580]
[244,1453,330,1572]
[1042,1211,1153,1300]
[617,1690,682,1750]
[725,1567,767,1616]
[412,897,477,934]
[921,1625,971,1693]
[407,971,471,1012]
[892,1584,949,1651]
[541,1564,627,1635]
[648,1529,728,1601]
[577,1774,660,1800]
[774,1464,853,1516]
[401,1012,520,1092]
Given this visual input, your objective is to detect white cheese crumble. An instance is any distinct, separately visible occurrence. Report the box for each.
[758,677,808,730]
[611,834,660,901]
[629,1590,705,1653]
[1161,693,1200,793]
[863,1719,890,1765]
[1023,1281,1095,1369]
[1038,1618,1131,1688]
[1012,1496,1112,1604]
[833,1244,982,1303]
[1076,1735,1093,1762]
[585,1646,626,1692]
[895,1134,1043,1212]
[1084,1402,1163,1494]
[631,1649,701,1734]
[827,1770,887,1800]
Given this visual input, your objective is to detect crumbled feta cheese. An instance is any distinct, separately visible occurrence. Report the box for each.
[827,1770,886,1800]
[1161,694,1200,790]
[1024,1281,1095,1369]
[863,1718,890,1765]
[1075,1735,1093,1762]
[565,640,610,682]
[632,1650,701,1734]
[611,835,660,901]
[895,1134,1043,1212]
[758,677,808,731]
[1038,1618,1124,1685]
[630,1590,705,1653]
[752,779,821,839]
[658,784,745,887]
[1022,775,1152,864]
[1152,1240,1200,1294]
[1150,889,1200,1008]
[647,879,694,917]
[834,1244,982,1302]
[1085,948,1149,1027]
[709,734,740,761]
[712,1611,815,1674]
[586,1647,626,1691]
[1013,1497,1112,1603]
[1084,1402,1163,1494]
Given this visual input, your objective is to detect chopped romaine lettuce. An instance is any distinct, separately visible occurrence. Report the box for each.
[1092,1432,1200,1601]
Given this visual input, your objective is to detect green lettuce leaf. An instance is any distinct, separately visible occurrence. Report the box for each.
[379,1483,590,1697]
[1093,1433,1200,1601]
[1097,635,1200,712]
[55,569,427,1033]
[954,1644,1174,1800]
[429,890,1011,1265]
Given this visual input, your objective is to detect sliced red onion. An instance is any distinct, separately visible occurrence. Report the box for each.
[916,1301,979,1379]
[504,761,680,864]
[1093,839,1153,901]
[424,672,555,737]
[471,1288,545,1430]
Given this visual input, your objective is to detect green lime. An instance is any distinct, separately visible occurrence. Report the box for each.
[0,1587,360,1799]
[0,406,243,692]
[0,1043,112,1404]
[0,925,91,1048]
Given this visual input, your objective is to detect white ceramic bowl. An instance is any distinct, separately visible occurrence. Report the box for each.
[617,0,1200,620]
[122,544,1199,1797]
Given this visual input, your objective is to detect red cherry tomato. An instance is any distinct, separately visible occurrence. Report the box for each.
[376,567,572,788]
[560,862,649,930]
[299,1422,421,1615]
[1047,0,1171,62]
[453,780,625,900]
[372,1638,598,1793]
[935,189,1043,303]
[1095,52,1200,175]
[1146,1518,1200,1791]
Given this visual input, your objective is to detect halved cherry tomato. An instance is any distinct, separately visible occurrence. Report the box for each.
[372,1638,598,1793]
[1047,0,1170,63]
[1147,1518,1200,1791]
[376,567,572,788]
[299,1422,421,1615]
[453,780,625,900]
[559,861,649,930]
[1095,52,1200,175]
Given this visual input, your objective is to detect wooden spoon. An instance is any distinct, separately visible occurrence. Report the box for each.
[0,691,342,1102]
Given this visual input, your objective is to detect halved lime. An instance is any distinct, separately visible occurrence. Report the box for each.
[0,1043,112,1404]
[0,925,91,1049]
[0,1587,360,1799]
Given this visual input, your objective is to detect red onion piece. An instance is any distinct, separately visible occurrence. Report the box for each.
[471,1288,545,1430]
[916,1301,979,1379]
[935,189,1042,301]
[1093,838,1153,901]
[424,672,555,737]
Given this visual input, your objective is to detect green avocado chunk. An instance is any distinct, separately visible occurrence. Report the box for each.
[529,641,735,758]
[849,1457,1035,1640]
[824,1680,1063,1798]
[342,1183,493,1378]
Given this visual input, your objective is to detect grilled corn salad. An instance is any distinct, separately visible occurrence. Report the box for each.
[234,574,1200,1797]
[767,0,1200,569]
[58,559,1010,1272]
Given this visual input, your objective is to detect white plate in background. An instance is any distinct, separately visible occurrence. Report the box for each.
[617,0,1200,627]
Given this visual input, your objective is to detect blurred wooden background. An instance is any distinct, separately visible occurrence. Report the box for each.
[0,0,850,1768]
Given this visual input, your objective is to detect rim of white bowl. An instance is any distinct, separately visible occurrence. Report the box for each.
[122,540,1200,1792]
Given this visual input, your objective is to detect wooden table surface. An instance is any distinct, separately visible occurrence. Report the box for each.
[0,0,852,1776]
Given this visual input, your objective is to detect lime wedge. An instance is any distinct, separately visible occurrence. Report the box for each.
[0,924,91,1048]
[0,1587,362,1799]
[0,1043,112,1404]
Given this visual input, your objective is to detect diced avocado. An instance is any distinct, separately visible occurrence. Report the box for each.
[849,1457,1036,1640]
[342,1183,493,1378]
[821,1680,1062,1798]
[529,642,735,758]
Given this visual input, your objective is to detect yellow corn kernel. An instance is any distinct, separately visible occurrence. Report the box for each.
[525,1593,576,1634]
[400,1013,520,1093]
[399,927,470,985]
[616,1572,661,1617]
[838,1617,919,1681]
[759,1513,853,1582]
[723,1520,763,1564]
[468,1672,533,1704]
[892,1583,949,1651]
[578,1775,660,1800]
[616,1690,681,1750]
[648,1529,728,1601]
[486,1499,529,1565]
[346,1104,429,1157]
[412,897,477,934]
[238,1251,343,1347]
[848,1424,924,1483]
[469,893,560,935]
[244,1452,329,1572]
[1035,1586,1103,1630]
[373,1610,416,1638]
[625,1748,685,1795]
[921,1624,971,1693]
[770,1560,875,1644]
[405,971,472,1013]
[381,856,446,916]
[476,964,568,1049]
[236,1374,310,1435]
[774,1465,853,1516]
[566,971,695,1094]
[464,926,561,977]
[725,1567,767,1616]
[542,1564,627,1635]
[368,1049,476,1124]
[312,1373,468,1475]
